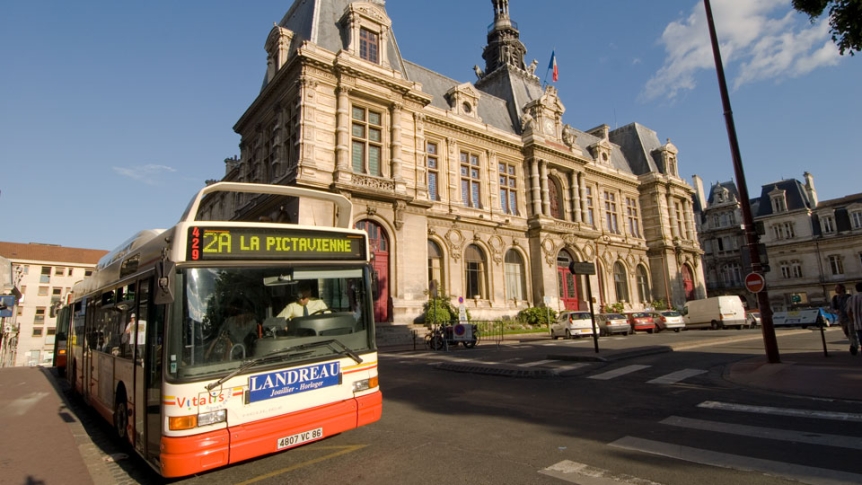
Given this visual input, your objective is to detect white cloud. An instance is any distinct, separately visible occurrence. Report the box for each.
[113,164,177,184]
[642,0,840,101]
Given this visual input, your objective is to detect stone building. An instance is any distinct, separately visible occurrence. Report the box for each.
[755,173,862,310]
[693,172,862,312]
[0,242,107,367]
[692,175,755,309]
[200,0,705,324]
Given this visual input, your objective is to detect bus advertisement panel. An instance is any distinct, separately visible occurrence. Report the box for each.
[62,183,381,478]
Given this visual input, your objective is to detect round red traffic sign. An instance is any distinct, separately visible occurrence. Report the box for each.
[744,272,766,293]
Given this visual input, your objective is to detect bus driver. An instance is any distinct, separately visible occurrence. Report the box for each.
[278,284,328,320]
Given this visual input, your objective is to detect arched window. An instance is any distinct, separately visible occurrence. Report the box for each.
[428,240,445,295]
[636,265,651,304]
[548,177,563,219]
[613,262,629,303]
[465,244,487,299]
[504,249,526,301]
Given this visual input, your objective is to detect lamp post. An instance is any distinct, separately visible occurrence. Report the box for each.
[703,0,779,363]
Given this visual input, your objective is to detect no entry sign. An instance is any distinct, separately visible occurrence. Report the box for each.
[744,272,766,293]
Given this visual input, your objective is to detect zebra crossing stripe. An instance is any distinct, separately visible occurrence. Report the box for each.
[647,369,707,384]
[588,364,651,380]
[661,416,862,450]
[698,401,862,422]
[610,436,862,485]
[552,363,590,374]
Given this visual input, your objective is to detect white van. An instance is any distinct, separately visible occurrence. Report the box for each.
[682,296,746,330]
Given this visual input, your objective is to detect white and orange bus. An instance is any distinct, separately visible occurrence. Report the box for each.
[61,182,381,478]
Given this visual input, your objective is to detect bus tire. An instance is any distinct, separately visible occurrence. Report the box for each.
[114,390,129,440]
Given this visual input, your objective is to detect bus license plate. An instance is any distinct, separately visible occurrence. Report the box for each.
[277,428,323,450]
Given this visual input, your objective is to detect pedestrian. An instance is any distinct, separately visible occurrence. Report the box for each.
[844,282,862,357]
[832,284,855,355]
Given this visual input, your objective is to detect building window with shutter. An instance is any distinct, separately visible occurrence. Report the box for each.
[427,142,440,201]
[499,162,518,216]
[460,151,482,209]
[351,106,383,176]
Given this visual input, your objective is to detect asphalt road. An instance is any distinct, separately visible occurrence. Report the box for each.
[74,328,862,485]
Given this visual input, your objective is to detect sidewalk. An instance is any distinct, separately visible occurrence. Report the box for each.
[1,328,858,485]
[0,366,96,485]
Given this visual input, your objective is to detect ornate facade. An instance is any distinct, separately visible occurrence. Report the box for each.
[200,0,705,324]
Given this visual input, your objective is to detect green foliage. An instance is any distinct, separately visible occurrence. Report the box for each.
[793,0,862,55]
[422,295,470,324]
[517,306,556,326]
[651,299,668,310]
[604,302,625,314]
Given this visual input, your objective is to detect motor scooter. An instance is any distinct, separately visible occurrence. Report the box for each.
[427,322,479,350]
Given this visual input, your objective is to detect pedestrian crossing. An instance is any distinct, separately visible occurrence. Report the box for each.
[542,400,862,484]
[379,352,710,385]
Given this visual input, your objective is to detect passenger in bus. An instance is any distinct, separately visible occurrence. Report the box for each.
[224,303,260,345]
[277,284,328,320]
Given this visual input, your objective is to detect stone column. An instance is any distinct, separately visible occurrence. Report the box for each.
[530,158,541,216]
[540,160,550,217]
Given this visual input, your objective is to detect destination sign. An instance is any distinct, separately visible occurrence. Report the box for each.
[187,226,366,261]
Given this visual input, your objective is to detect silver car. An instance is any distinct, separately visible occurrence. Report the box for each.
[550,311,595,339]
[596,313,630,336]
[651,310,686,332]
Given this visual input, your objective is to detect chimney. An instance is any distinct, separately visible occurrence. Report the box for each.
[692,174,706,211]
[803,171,818,207]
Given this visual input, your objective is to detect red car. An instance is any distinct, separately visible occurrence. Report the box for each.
[625,312,656,334]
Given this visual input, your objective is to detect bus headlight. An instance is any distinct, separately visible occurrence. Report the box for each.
[169,409,226,430]
[197,409,227,427]
[352,376,378,393]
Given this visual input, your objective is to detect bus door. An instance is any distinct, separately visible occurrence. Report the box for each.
[141,294,167,464]
[82,299,97,403]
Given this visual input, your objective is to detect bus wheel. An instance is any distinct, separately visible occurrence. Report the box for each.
[114,391,129,440]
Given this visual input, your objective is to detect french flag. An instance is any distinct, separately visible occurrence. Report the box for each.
[548,50,558,82]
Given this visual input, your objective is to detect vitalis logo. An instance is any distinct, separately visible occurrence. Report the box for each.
[248,362,341,403]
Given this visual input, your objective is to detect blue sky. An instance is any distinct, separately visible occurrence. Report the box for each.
[2,0,858,251]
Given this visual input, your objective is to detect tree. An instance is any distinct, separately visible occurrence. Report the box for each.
[793,0,862,55]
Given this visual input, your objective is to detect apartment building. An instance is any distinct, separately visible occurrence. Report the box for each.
[0,242,107,367]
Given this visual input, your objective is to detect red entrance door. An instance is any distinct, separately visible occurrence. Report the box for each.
[556,252,580,311]
[357,220,390,323]
[682,264,695,301]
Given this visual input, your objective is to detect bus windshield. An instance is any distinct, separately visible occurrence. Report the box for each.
[168,264,373,379]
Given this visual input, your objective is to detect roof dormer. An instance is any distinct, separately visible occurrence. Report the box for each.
[340,2,392,67]
[587,124,612,166]
[445,83,482,121]
[656,138,679,177]
[264,24,295,84]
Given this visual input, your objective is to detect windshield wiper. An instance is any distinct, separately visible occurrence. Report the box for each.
[204,339,362,391]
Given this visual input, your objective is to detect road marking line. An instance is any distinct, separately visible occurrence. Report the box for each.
[647,369,707,385]
[552,363,590,373]
[235,445,367,485]
[588,364,651,380]
[698,401,862,422]
[609,436,862,485]
[661,416,862,450]
[518,359,556,367]
[540,460,662,484]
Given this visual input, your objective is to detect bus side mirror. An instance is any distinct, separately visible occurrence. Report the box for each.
[155,261,176,305]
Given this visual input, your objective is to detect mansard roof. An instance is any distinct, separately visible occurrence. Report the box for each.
[266,0,406,89]
[706,181,741,206]
[755,179,813,216]
[403,60,516,133]
[608,123,662,176]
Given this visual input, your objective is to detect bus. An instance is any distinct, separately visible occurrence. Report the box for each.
[61,182,382,478]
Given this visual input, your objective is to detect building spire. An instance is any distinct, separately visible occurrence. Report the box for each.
[481,0,526,76]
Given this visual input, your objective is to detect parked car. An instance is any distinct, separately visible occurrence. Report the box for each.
[746,310,761,328]
[550,311,595,339]
[596,313,630,336]
[625,312,656,334]
[651,310,685,332]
